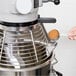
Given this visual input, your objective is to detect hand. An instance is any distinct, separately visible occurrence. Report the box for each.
[68,26,76,40]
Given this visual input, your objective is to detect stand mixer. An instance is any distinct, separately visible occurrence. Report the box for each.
[0,0,62,76]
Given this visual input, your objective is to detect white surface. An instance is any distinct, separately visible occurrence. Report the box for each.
[54,36,76,76]
[39,0,76,36]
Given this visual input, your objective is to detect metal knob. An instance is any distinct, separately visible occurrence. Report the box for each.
[54,0,60,5]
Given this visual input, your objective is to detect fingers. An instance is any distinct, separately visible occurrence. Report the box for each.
[68,35,76,40]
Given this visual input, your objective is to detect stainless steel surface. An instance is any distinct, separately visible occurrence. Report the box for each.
[0,64,51,76]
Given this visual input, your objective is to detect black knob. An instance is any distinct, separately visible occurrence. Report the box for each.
[54,0,60,5]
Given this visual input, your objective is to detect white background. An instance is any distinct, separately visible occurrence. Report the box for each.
[39,0,76,76]
[39,0,76,36]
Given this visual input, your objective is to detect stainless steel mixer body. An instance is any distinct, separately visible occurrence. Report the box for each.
[0,0,61,75]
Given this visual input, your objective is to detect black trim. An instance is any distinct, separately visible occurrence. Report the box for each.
[34,0,39,8]
[0,20,38,27]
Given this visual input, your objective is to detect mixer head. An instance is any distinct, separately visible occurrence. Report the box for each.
[0,0,60,23]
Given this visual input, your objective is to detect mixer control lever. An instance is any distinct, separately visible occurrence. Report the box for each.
[38,17,56,23]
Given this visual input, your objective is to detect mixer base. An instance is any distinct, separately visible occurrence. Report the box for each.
[0,64,51,76]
